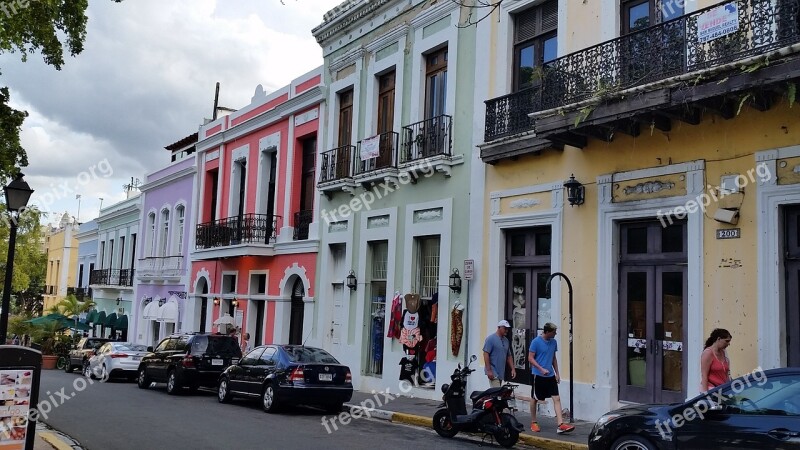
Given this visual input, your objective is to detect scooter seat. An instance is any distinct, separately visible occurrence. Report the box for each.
[470,386,503,402]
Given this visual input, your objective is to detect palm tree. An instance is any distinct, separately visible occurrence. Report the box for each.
[56,294,95,338]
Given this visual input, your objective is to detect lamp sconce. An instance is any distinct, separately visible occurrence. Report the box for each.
[158,298,165,307]
[563,174,585,207]
[346,270,357,291]
[449,268,462,294]
[213,298,220,306]
[231,299,239,307]
[116,297,122,305]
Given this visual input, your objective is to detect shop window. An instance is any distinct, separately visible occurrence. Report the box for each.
[365,241,388,376]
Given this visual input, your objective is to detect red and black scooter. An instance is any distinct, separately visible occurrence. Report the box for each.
[433,355,524,448]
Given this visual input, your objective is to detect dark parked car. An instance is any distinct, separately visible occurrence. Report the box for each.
[64,337,110,373]
[137,333,242,395]
[217,345,352,413]
[588,368,800,450]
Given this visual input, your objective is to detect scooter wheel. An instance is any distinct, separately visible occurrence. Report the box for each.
[433,409,458,438]
[495,413,520,448]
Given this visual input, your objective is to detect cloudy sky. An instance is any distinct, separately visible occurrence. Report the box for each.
[1,0,342,226]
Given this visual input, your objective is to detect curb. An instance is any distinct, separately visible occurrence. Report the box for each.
[344,404,588,450]
[40,432,73,450]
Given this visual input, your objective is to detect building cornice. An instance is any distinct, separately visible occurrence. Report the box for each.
[329,47,367,72]
[365,24,410,53]
[409,0,458,29]
[139,165,196,192]
[96,202,141,225]
[312,0,394,44]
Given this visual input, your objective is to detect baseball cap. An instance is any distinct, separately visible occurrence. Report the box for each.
[497,320,511,328]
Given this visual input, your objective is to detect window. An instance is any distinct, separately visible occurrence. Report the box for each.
[108,239,114,268]
[174,205,185,256]
[621,0,684,34]
[425,48,448,119]
[365,241,388,376]
[716,374,800,415]
[338,89,354,147]
[99,242,105,269]
[416,236,441,299]
[147,213,156,257]
[160,209,170,256]
[377,71,396,134]
[513,1,558,92]
[259,347,277,365]
[119,236,125,268]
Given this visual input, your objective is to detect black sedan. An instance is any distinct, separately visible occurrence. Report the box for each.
[588,368,800,450]
[217,345,353,414]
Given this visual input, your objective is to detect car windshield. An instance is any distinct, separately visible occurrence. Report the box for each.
[282,347,339,364]
[113,343,147,352]
[191,336,242,357]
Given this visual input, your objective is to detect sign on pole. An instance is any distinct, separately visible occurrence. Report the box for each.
[464,259,474,280]
[0,346,42,450]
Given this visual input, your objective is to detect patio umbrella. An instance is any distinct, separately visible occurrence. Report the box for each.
[26,313,70,325]
[213,313,235,326]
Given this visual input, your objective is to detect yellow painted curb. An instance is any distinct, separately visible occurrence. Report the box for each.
[518,433,589,450]
[39,431,73,450]
[391,412,433,428]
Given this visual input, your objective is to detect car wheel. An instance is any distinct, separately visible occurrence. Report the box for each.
[611,435,656,450]
[83,362,94,379]
[262,384,279,413]
[100,365,109,381]
[137,368,151,389]
[218,378,232,403]
[63,360,73,373]
[57,356,68,371]
[166,370,182,395]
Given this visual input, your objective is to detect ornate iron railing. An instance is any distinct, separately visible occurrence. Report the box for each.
[89,269,135,287]
[293,210,314,240]
[484,0,800,142]
[401,115,452,163]
[195,213,281,249]
[354,131,399,175]
[319,145,355,183]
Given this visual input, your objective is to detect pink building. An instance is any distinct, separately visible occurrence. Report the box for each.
[190,68,323,347]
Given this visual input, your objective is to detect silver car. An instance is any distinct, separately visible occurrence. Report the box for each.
[86,342,149,381]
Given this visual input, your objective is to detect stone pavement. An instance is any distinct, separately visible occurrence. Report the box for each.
[345,390,591,450]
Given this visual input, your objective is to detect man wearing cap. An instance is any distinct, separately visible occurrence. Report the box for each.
[483,320,516,388]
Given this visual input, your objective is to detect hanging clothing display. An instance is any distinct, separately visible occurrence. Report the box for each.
[400,327,422,348]
[399,355,418,383]
[451,301,464,357]
[372,315,384,363]
[387,292,402,339]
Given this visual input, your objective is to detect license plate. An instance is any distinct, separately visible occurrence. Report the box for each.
[212,359,224,366]
[319,373,333,381]
[507,399,517,409]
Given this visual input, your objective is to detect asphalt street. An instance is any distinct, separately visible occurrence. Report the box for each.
[36,370,538,449]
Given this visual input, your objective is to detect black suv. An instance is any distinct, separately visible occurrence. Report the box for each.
[137,333,242,395]
[65,337,110,373]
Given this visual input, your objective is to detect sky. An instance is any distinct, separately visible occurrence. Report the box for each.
[1,0,343,226]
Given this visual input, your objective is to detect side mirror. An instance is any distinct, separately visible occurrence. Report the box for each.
[147,346,153,352]
[693,398,723,414]
[470,354,478,363]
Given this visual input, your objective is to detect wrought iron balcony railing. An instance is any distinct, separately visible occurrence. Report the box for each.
[401,115,452,163]
[195,213,280,249]
[354,131,399,175]
[293,210,314,241]
[484,0,800,142]
[89,269,135,287]
[138,256,184,277]
[319,145,355,183]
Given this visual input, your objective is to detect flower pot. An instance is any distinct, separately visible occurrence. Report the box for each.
[42,355,59,370]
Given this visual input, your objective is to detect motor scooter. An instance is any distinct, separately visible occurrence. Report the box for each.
[432,355,524,448]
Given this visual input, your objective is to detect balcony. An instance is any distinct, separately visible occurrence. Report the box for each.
[89,269,135,287]
[400,115,452,164]
[196,214,280,248]
[353,131,399,183]
[318,145,358,196]
[293,210,313,241]
[482,0,800,162]
[137,256,184,279]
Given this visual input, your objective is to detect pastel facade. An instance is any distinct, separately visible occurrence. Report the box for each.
[75,219,98,301]
[475,0,800,420]
[190,68,324,348]
[43,213,80,311]
[311,0,476,398]
[132,135,198,346]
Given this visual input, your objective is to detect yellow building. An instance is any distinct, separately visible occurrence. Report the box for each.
[473,0,800,420]
[43,213,80,311]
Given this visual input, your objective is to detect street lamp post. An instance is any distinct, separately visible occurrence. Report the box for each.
[0,173,34,344]
[546,272,574,424]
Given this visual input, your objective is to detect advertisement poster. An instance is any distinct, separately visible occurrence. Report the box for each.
[697,2,739,43]
[0,370,33,450]
[360,135,380,161]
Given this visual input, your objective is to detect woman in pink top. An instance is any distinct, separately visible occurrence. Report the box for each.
[700,328,732,392]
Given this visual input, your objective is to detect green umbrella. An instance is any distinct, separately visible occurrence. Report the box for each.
[115,315,128,330]
[105,313,118,328]
[26,313,70,325]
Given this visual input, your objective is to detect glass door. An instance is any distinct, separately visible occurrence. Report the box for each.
[506,268,551,386]
[784,206,800,367]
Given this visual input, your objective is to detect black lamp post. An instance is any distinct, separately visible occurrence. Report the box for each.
[0,173,34,344]
[546,272,574,423]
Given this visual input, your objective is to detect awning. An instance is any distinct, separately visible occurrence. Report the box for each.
[86,311,99,324]
[115,314,128,330]
[97,311,107,327]
[105,313,118,328]
[142,301,160,320]
[157,301,179,323]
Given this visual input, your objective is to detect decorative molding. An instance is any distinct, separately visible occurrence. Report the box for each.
[259,133,280,152]
[232,144,249,162]
[622,180,676,196]
[413,208,443,222]
[313,0,393,44]
[490,198,501,216]
[612,160,704,183]
[294,108,319,127]
[410,0,458,29]
[329,221,348,232]
[168,291,187,299]
[278,263,312,297]
[365,24,410,52]
[509,198,540,209]
[367,215,390,228]
[490,181,561,200]
[329,47,367,73]
[205,150,219,162]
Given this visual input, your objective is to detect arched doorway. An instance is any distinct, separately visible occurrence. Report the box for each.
[288,279,305,345]
[196,278,209,333]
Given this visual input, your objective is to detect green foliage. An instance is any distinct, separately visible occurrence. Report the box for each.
[736,93,753,117]
[56,294,95,319]
[788,82,796,109]
[0,0,123,185]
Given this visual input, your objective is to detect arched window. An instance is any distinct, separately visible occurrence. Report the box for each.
[147,213,156,257]
[160,209,170,256]
[174,205,185,256]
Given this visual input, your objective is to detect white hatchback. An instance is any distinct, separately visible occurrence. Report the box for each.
[86,342,150,381]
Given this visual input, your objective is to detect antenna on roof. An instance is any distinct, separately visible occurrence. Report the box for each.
[302,329,312,347]
[212,82,220,121]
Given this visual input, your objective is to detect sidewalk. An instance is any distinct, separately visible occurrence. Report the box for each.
[346,390,590,450]
[33,423,80,450]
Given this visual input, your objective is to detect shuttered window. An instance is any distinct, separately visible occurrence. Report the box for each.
[513,0,558,92]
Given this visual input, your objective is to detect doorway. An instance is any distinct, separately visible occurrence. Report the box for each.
[618,220,687,403]
[783,206,800,367]
[289,279,305,345]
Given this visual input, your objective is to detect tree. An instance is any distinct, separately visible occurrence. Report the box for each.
[0,0,123,184]
[449,0,503,27]
[0,204,46,317]
[56,294,95,333]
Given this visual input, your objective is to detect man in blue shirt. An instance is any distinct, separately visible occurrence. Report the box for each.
[483,320,516,387]
[528,322,574,434]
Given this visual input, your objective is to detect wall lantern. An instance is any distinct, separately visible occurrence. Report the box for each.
[346,270,357,291]
[213,298,220,306]
[449,269,462,294]
[563,174,585,207]
[231,299,239,307]
[116,297,122,305]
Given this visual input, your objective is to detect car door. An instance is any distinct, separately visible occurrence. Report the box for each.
[229,348,263,395]
[250,347,277,395]
[90,343,110,375]
[71,338,87,366]
[676,372,800,449]
[151,338,173,381]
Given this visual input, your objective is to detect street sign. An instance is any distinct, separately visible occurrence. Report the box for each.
[0,346,42,450]
[464,259,474,280]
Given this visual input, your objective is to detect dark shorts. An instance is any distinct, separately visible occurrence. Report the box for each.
[531,375,559,401]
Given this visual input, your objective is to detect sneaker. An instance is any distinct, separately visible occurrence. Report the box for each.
[557,423,575,434]
[530,422,540,432]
